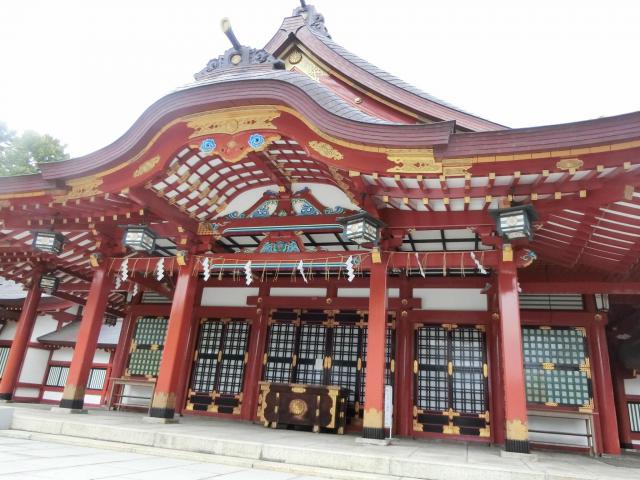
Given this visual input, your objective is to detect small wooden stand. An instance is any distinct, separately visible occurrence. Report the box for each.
[257,382,348,434]
[107,378,156,414]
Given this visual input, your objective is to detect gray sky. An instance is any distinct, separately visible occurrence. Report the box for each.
[1,0,639,157]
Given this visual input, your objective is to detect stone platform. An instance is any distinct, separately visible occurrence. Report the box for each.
[1,404,639,480]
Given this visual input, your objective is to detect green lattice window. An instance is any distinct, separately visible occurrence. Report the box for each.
[0,346,10,377]
[522,327,593,408]
[126,316,168,377]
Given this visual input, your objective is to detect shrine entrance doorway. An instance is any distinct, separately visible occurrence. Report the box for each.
[413,324,490,438]
[185,318,251,415]
[262,308,394,426]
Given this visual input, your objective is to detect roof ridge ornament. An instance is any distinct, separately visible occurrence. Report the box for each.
[293,2,331,38]
[194,18,284,81]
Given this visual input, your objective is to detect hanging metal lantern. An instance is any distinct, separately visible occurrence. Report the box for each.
[32,231,65,254]
[39,274,59,294]
[123,225,157,253]
[594,293,610,312]
[338,211,385,245]
[489,204,537,242]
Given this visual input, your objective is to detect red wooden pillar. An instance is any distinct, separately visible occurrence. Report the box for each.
[241,284,270,421]
[395,275,413,437]
[59,265,112,410]
[488,291,506,445]
[149,258,197,419]
[590,314,621,454]
[175,282,203,416]
[0,272,42,401]
[497,258,529,453]
[362,258,388,439]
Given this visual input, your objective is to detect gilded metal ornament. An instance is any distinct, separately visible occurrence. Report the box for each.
[556,158,584,171]
[288,398,308,417]
[133,156,161,178]
[386,148,441,174]
[308,140,343,160]
[186,107,280,137]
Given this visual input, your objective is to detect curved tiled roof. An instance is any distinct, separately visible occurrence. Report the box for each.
[183,65,397,125]
[264,9,506,131]
[38,320,122,349]
[309,32,465,114]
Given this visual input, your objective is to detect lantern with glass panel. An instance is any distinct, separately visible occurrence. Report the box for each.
[338,211,385,245]
[123,225,157,253]
[39,274,59,294]
[489,204,537,242]
[32,231,65,254]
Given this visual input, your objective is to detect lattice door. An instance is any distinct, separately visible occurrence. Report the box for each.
[263,309,395,422]
[125,316,168,378]
[413,325,489,437]
[186,318,250,414]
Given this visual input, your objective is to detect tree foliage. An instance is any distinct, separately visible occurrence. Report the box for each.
[0,122,69,176]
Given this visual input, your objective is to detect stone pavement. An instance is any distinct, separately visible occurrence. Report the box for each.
[0,435,329,479]
[1,404,640,480]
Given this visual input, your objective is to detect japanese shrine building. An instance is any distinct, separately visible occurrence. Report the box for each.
[1,3,639,456]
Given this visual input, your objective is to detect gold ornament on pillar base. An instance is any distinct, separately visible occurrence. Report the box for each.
[362,407,384,429]
[151,391,176,410]
[506,419,529,441]
[62,384,85,402]
[371,247,382,264]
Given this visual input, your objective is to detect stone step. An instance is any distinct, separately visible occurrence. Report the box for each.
[0,429,396,480]
[4,408,636,480]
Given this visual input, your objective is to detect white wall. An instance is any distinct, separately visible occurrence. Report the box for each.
[41,390,62,402]
[93,349,110,364]
[18,347,49,384]
[413,288,487,311]
[0,320,17,341]
[14,387,39,399]
[30,314,58,341]
[51,348,74,362]
[337,288,400,298]
[42,390,102,406]
[624,375,640,396]
[201,287,259,306]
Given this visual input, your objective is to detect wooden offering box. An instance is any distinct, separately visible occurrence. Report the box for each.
[257,382,348,434]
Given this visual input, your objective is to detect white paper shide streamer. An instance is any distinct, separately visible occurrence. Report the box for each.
[202,257,211,281]
[414,252,425,278]
[345,256,355,282]
[132,282,139,297]
[114,275,122,290]
[244,260,253,286]
[297,260,308,283]
[120,258,129,282]
[469,252,487,275]
[155,258,165,281]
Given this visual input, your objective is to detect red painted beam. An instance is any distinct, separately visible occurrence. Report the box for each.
[246,296,421,310]
[52,291,124,318]
[381,210,494,229]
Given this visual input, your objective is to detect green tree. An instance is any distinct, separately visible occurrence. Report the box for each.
[0,122,69,176]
